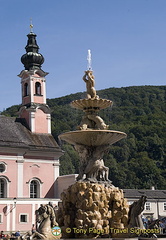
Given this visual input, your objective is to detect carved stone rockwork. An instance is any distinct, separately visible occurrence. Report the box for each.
[56,182,129,238]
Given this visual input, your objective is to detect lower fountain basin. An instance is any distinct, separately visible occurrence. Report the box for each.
[59,130,127,146]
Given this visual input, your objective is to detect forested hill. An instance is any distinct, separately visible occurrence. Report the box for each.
[2,85,166,189]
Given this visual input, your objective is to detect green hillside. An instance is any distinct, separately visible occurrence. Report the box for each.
[2,85,166,189]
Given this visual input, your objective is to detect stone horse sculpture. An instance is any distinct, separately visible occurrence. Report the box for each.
[22,203,60,240]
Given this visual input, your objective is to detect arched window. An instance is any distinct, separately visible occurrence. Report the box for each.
[35,82,41,95]
[0,162,6,173]
[0,178,7,198]
[30,180,40,198]
[24,83,28,96]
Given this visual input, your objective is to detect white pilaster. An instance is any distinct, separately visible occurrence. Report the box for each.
[53,161,60,198]
[42,78,46,104]
[12,204,16,231]
[47,114,51,134]
[6,204,10,232]
[30,112,35,132]
[30,77,34,103]
[16,158,24,197]
[32,203,35,224]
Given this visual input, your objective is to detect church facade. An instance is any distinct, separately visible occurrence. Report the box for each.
[0,30,63,232]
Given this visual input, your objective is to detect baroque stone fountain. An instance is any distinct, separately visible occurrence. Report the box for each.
[21,52,150,240]
[56,51,133,239]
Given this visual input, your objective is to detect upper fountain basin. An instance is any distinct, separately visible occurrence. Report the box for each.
[59,130,127,146]
[71,98,113,111]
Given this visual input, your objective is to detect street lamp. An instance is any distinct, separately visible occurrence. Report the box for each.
[13,197,17,206]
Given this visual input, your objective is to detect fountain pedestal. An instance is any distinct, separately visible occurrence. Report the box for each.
[56,182,129,239]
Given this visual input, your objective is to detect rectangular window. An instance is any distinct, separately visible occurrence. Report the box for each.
[0,180,5,198]
[20,214,28,223]
[164,203,166,211]
[145,202,151,211]
[0,214,2,223]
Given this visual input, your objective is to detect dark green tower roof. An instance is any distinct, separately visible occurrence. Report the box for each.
[21,32,44,70]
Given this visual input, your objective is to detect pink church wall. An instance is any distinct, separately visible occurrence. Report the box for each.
[23,96,31,105]
[0,156,57,232]
[0,155,56,199]
[40,163,54,197]
[34,109,48,133]
[0,200,59,233]
[33,77,45,104]
[15,204,32,231]
[33,96,44,104]
[0,159,17,197]
[23,162,54,198]
[7,160,17,197]
[20,109,30,127]
[0,204,7,230]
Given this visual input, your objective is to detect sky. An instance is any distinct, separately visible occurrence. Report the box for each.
[0,0,165,111]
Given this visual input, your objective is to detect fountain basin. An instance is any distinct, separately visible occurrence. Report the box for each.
[59,130,127,146]
[71,98,113,111]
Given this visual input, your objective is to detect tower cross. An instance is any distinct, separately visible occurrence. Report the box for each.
[30,18,33,33]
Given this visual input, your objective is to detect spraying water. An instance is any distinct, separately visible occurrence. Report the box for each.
[87,49,92,70]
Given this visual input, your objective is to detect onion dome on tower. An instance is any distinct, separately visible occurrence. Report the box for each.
[21,31,44,70]
[18,25,51,134]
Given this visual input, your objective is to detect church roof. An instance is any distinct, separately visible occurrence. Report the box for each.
[0,116,61,154]
[123,189,166,200]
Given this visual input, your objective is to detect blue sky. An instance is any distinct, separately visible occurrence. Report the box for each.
[0,0,165,111]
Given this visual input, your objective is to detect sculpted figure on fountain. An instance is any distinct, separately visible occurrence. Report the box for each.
[83,70,99,100]
[74,144,110,183]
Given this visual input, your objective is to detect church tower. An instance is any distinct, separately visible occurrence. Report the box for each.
[18,28,51,133]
